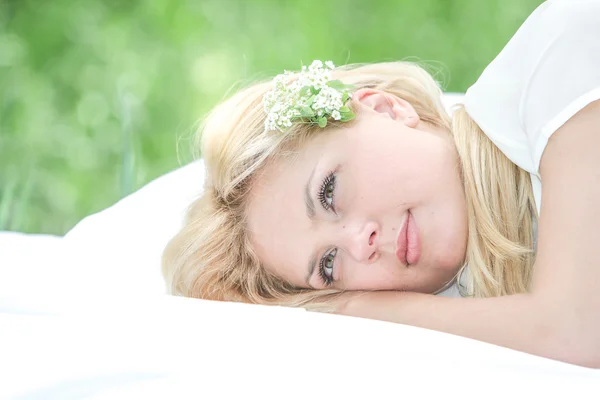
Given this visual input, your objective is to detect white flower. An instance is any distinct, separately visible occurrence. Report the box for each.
[263,60,354,132]
[309,60,323,71]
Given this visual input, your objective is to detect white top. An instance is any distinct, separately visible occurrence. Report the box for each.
[463,0,600,213]
[439,0,600,298]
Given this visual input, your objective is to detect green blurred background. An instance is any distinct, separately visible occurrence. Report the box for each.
[0,0,543,235]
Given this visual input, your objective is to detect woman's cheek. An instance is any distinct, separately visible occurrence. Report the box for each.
[342,267,400,291]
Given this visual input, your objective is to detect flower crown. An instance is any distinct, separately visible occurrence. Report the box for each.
[263,60,355,132]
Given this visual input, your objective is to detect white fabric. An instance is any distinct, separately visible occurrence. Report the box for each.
[463,0,600,212]
[0,232,63,308]
[0,161,205,309]
[2,294,599,398]
[60,160,206,297]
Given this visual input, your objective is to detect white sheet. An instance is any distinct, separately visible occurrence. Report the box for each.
[2,293,599,399]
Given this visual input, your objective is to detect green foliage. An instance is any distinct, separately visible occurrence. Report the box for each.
[0,0,543,234]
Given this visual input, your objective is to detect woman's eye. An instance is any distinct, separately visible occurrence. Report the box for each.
[319,248,337,286]
[325,183,334,203]
[318,173,336,211]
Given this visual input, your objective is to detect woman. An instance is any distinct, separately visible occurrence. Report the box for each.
[163,0,600,367]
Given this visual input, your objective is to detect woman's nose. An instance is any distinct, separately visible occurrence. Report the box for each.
[342,221,379,263]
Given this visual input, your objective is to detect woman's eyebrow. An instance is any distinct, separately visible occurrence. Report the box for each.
[304,165,317,221]
[305,251,318,287]
[304,164,318,286]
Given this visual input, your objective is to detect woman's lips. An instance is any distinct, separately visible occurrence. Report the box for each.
[406,211,421,265]
[395,214,409,265]
[396,211,421,266]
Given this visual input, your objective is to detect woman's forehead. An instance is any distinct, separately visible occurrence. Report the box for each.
[247,147,312,227]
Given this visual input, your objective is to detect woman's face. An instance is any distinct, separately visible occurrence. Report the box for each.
[246,89,468,294]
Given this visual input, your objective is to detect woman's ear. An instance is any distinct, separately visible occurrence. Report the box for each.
[353,88,420,128]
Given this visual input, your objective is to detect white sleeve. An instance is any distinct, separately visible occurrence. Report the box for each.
[463,0,600,175]
[522,1,600,172]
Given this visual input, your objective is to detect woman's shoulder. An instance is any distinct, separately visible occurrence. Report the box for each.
[463,0,600,176]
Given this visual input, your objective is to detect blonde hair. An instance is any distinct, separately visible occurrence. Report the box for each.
[162,61,537,308]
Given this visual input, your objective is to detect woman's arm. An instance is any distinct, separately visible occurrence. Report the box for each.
[338,100,600,368]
